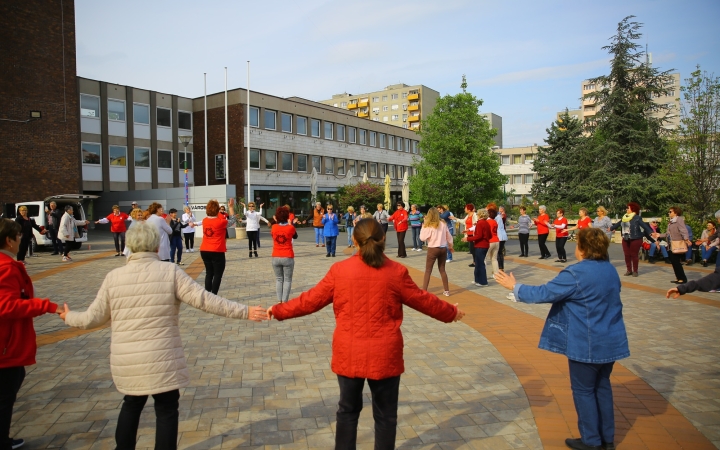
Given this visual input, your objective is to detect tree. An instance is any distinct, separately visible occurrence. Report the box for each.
[579,16,674,214]
[531,109,586,207]
[336,181,384,212]
[410,84,505,213]
[659,67,720,219]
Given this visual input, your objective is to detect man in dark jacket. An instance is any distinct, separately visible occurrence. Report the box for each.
[667,266,720,297]
[46,202,64,256]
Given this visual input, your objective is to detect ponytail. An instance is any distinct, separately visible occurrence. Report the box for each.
[353,219,386,268]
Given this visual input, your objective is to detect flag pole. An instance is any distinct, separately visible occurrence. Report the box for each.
[224,67,229,185]
[204,72,208,186]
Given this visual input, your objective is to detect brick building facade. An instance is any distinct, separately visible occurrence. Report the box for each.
[0,0,82,207]
[192,104,246,187]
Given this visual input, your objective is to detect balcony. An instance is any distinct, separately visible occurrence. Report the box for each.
[408,93,419,101]
[408,103,419,111]
[409,123,420,130]
[357,110,369,118]
[408,115,420,122]
[347,102,358,110]
[358,100,369,108]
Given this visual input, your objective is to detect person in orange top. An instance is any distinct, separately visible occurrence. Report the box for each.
[551,208,569,263]
[271,206,298,303]
[304,202,325,247]
[532,205,552,259]
[95,205,131,256]
[266,219,464,450]
[199,198,236,294]
[388,203,409,258]
[462,204,477,267]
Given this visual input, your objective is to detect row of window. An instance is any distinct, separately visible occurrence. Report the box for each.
[334,91,417,107]
[506,174,536,185]
[81,142,192,170]
[248,148,411,179]
[248,107,419,153]
[500,154,535,165]
[80,94,192,130]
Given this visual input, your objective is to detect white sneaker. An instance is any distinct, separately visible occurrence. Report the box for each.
[62,256,69,262]
[446,259,453,263]
[506,292,516,302]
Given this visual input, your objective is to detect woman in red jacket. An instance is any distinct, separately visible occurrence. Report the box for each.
[388,202,409,258]
[266,219,465,450]
[0,219,60,450]
[463,208,492,287]
[199,199,236,294]
[532,205,552,259]
[95,205,130,256]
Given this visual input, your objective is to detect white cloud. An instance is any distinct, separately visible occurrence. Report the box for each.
[474,59,610,86]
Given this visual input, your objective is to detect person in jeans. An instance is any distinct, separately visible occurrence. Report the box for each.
[495,227,629,450]
[167,209,188,265]
[305,202,325,247]
[651,206,691,284]
[532,205,551,259]
[388,203,409,258]
[464,208,491,287]
[517,207,533,257]
[266,219,465,450]
[45,201,64,255]
[373,203,389,234]
[408,204,424,251]
[420,208,453,296]
[271,207,298,302]
[322,205,339,257]
[437,205,456,262]
[0,219,61,450]
[696,220,718,267]
[181,206,197,253]
[342,206,357,248]
[59,221,266,450]
[199,199,237,294]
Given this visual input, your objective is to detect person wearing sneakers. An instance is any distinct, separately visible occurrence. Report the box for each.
[532,205,552,259]
[95,205,130,257]
[420,208,453,296]
[388,203,409,258]
[517,207,533,257]
[240,202,269,258]
[550,208,569,263]
[0,219,61,450]
[437,205,455,262]
[168,209,188,265]
[271,206,298,303]
[322,205,339,257]
[307,202,325,247]
[58,205,89,262]
[463,208,491,287]
[181,206,197,253]
[408,204,424,252]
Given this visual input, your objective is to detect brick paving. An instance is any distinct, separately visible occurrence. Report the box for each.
[9,229,720,448]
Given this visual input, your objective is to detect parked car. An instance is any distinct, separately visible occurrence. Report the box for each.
[3,194,98,251]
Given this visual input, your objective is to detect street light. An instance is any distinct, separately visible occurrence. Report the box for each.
[179,135,193,206]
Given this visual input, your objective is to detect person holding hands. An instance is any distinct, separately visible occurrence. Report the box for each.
[388,202,409,258]
[420,207,453,296]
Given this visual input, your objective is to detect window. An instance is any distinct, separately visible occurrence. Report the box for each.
[513,175,522,184]
[81,142,101,165]
[133,103,150,124]
[402,92,408,99]
[382,95,388,101]
[398,166,404,179]
[501,155,510,165]
[513,155,522,164]
[177,111,192,130]
[336,159,345,176]
[383,116,389,122]
[379,134,386,148]
[392,115,399,121]
[281,113,292,133]
[359,129,367,145]
[402,114,408,121]
[158,150,172,169]
[389,165,396,179]
[348,127,356,143]
[325,157,334,174]
[265,110,276,130]
[265,151,277,170]
[383,105,389,112]
[337,124,345,141]
[525,154,534,164]
[324,121,333,139]
[371,97,378,102]
[372,107,380,113]
[80,94,100,118]
[215,154,225,179]
[391,93,398,100]
[379,164,386,178]
[333,103,338,107]
[297,116,307,135]
[348,160,356,176]
[312,156,322,173]
[298,154,308,172]
[157,108,171,127]
[249,106,260,127]
[388,135,394,150]
[397,136,403,151]
[402,124,408,129]
[340,102,347,108]
[282,153,293,171]
[369,131,376,147]
[525,174,534,184]
[370,162,377,177]
[311,119,321,137]
[392,104,399,110]
[134,147,150,167]
[250,149,260,169]
[359,162,367,176]
[583,83,596,90]
[109,146,126,166]
[372,117,379,121]
[179,152,193,170]
[412,141,418,154]
[108,99,125,121]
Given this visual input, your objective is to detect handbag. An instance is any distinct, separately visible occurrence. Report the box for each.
[670,239,688,254]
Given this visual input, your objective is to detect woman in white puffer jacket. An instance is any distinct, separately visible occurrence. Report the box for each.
[59,221,267,450]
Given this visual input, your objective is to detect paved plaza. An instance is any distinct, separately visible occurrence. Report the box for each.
[11,227,720,449]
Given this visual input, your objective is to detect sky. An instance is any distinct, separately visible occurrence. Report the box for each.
[75,0,720,148]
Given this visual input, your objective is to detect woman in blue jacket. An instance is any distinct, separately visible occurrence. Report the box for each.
[495,227,629,450]
[322,205,340,257]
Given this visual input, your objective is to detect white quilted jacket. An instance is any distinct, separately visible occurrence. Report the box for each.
[65,252,249,395]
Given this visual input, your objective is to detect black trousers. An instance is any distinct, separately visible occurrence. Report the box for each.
[47,226,62,254]
[16,238,31,261]
[669,252,688,283]
[113,232,126,253]
[335,375,400,450]
[556,237,568,260]
[538,233,550,257]
[396,231,406,257]
[63,240,74,257]
[183,233,194,250]
[247,230,259,251]
[0,367,25,450]
[498,241,506,269]
[115,389,180,450]
[519,233,530,255]
[200,251,226,294]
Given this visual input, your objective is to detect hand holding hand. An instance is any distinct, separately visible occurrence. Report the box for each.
[651,232,660,239]
[453,303,465,322]
[461,237,467,242]
[266,306,275,320]
[494,271,516,291]
[58,303,70,321]
[666,287,680,299]
[248,305,267,322]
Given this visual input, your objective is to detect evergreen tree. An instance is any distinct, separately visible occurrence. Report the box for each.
[410,82,505,213]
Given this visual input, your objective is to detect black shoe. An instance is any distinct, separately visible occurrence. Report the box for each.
[51,252,59,256]
[702,260,708,267]
[538,256,547,260]
[602,442,616,450]
[326,254,331,257]
[648,257,656,264]
[555,259,562,262]
[249,252,253,258]
[332,254,336,257]
[664,258,671,264]
[11,439,24,449]
[115,253,121,257]
[468,263,475,267]
[624,271,633,276]
[560,259,567,263]
[565,438,601,450]
[254,251,258,257]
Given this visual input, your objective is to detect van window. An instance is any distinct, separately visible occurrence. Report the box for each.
[20,205,41,217]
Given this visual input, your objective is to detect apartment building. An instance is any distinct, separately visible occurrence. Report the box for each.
[78,77,194,193]
[494,145,538,205]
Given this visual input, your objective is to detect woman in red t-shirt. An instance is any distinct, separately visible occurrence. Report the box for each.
[200,199,236,294]
[271,206,298,303]
[532,206,552,259]
[95,205,130,256]
[550,208,569,262]
[569,208,593,233]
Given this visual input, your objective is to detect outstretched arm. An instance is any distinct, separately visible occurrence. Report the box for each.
[63,278,111,329]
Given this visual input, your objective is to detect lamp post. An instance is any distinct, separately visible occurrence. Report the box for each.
[179,135,193,206]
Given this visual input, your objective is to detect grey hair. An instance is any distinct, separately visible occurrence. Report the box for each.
[125,221,160,253]
[476,208,489,220]
[64,205,73,212]
[715,209,720,220]
[411,204,418,209]
[538,205,546,211]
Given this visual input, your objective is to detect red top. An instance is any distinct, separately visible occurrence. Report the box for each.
[554,217,569,238]
[199,216,229,252]
[272,254,457,379]
[105,212,129,233]
[465,214,474,237]
[271,224,297,258]
[289,213,296,223]
[577,216,592,229]
[534,213,550,235]
[488,218,499,243]
[467,219,492,248]
[388,209,409,232]
[0,252,58,369]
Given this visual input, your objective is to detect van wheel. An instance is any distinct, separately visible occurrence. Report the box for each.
[71,242,82,250]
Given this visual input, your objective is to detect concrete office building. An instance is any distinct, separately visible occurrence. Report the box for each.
[494,145,539,206]
[483,113,503,149]
[192,89,421,218]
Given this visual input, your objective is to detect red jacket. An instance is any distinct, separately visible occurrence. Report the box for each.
[533,213,550,235]
[0,252,58,368]
[272,254,457,379]
[106,212,129,233]
[488,218,499,243]
[467,219,492,248]
[388,209,409,232]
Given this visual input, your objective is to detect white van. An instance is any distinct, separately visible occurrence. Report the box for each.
[3,195,98,251]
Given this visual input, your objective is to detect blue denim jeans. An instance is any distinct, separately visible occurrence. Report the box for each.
[473,247,488,285]
[170,236,183,263]
[447,227,455,260]
[411,227,422,249]
[314,227,324,244]
[701,246,717,261]
[346,226,354,246]
[568,360,615,447]
[325,236,337,255]
[649,243,668,258]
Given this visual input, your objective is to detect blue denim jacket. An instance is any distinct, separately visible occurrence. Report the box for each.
[322,213,339,237]
[513,259,630,363]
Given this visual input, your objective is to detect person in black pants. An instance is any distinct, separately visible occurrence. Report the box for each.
[46,201,64,255]
[14,206,45,265]
[115,390,179,450]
